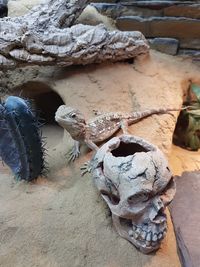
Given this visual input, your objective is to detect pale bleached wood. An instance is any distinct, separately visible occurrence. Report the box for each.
[0,0,149,70]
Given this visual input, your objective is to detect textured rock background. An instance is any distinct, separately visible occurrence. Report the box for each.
[91,0,200,61]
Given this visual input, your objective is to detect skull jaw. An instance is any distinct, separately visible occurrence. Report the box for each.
[112,214,167,254]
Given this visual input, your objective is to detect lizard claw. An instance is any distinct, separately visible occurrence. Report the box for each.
[80,161,92,176]
[68,147,80,162]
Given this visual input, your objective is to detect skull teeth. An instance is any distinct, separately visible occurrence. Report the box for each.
[146,232,152,242]
[158,233,163,240]
[128,230,134,237]
[141,230,147,240]
[132,225,137,231]
[146,240,151,246]
[152,233,158,242]
[130,224,167,245]
[133,230,140,240]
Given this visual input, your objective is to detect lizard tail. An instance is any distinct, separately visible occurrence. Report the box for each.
[127,107,180,124]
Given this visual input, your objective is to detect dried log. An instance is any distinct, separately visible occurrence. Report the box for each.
[0,23,149,70]
[0,0,89,69]
[0,0,149,70]
[8,0,89,29]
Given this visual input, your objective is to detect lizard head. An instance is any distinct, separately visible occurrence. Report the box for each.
[55,105,86,138]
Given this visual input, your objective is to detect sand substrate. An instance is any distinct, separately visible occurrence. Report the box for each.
[0,51,200,267]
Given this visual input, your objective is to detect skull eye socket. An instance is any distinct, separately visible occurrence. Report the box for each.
[128,192,150,204]
[160,177,176,204]
[100,190,120,205]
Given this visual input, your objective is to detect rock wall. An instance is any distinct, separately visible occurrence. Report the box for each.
[91,0,200,62]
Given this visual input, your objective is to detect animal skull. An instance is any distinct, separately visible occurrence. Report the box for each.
[92,135,175,254]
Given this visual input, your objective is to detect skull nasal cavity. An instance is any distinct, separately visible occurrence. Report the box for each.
[111,142,148,157]
[100,190,120,205]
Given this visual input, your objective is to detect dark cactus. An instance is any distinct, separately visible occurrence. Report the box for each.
[0,96,45,181]
[0,0,7,18]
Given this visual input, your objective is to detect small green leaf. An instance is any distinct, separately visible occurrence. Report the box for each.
[187,109,200,117]
[191,84,200,102]
[191,103,200,109]
[184,114,200,149]
[187,114,196,131]
[188,134,200,150]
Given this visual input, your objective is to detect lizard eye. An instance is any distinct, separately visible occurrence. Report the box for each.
[71,113,76,118]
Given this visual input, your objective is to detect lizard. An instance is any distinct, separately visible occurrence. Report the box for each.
[55,105,180,162]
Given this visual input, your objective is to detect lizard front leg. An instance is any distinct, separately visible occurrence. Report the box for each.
[81,139,99,176]
[85,139,99,152]
[69,140,80,161]
[120,119,129,134]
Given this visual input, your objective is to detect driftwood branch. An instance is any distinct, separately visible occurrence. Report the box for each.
[8,0,89,29]
[0,24,149,69]
[0,0,149,70]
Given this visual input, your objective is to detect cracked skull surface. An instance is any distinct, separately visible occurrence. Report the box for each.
[92,135,176,254]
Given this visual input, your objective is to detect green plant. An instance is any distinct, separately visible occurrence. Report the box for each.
[173,84,200,151]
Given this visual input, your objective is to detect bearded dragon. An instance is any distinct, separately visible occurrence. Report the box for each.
[55,105,179,161]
